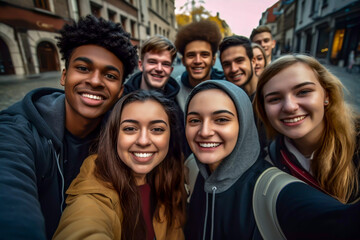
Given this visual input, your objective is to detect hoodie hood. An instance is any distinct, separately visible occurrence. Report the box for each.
[123,71,180,100]
[2,87,65,150]
[185,80,260,193]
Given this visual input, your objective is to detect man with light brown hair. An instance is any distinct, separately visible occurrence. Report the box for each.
[250,25,276,64]
[123,35,178,95]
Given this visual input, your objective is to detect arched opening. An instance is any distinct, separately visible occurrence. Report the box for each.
[0,37,15,75]
[37,41,60,72]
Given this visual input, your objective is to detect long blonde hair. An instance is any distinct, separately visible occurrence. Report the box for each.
[254,54,358,203]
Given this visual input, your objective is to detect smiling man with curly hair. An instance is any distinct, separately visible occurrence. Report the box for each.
[174,20,224,112]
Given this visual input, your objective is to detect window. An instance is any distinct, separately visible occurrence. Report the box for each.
[154,24,157,34]
[310,0,316,16]
[121,16,127,31]
[165,3,168,19]
[70,0,80,21]
[130,20,136,38]
[108,9,116,22]
[34,0,50,10]
[147,21,151,35]
[149,0,152,8]
[322,0,328,8]
[299,0,305,23]
[91,2,102,18]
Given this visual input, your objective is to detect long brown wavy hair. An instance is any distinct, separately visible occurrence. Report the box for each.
[94,90,186,239]
[254,54,359,203]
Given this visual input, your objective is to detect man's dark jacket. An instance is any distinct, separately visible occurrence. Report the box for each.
[0,88,96,239]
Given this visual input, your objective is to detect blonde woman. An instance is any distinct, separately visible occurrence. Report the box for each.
[254,54,359,203]
[252,43,267,77]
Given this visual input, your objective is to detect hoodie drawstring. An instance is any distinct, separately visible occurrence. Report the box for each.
[49,139,65,213]
[202,193,209,240]
[210,186,217,240]
[202,186,218,240]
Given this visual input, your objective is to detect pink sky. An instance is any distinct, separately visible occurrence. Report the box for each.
[175,0,279,37]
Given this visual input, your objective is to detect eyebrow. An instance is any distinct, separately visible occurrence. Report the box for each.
[264,81,316,98]
[187,110,235,116]
[120,119,168,126]
[73,57,121,75]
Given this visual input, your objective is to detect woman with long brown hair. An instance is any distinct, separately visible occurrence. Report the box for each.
[53,90,186,239]
[254,54,359,203]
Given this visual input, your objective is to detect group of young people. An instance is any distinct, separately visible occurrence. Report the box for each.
[0,15,359,240]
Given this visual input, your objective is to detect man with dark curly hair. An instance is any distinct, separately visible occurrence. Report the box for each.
[0,15,137,239]
[174,20,224,111]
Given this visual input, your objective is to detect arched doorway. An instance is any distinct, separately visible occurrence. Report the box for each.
[0,37,15,75]
[37,41,60,72]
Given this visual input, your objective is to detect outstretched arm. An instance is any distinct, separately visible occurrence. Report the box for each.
[0,115,46,239]
[277,182,360,240]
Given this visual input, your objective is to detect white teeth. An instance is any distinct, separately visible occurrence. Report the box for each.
[233,73,243,78]
[283,116,305,123]
[82,93,102,100]
[134,152,153,158]
[199,143,220,148]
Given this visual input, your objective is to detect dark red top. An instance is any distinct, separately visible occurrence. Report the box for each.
[139,183,155,240]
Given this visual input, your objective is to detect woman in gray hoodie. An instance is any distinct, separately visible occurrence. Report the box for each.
[184,80,360,240]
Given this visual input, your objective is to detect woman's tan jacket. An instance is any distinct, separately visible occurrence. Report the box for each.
[53,154,184,240]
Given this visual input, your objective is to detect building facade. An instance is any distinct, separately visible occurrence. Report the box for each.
[0,0,177,77]
[294,0,360,65]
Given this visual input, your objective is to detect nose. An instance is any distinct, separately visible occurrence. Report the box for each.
[231,62,238,73]
[88,70,104,88]
[194,54,201,64]
[136,129,151,146]
[282,96,299,113]
[155,62,163,71]
[198,120,214,138]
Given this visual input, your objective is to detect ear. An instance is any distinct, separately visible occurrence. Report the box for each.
[169,66,174,74]
[117,85,124,99]
[271,39,276,49]
[211,54,216,66]
[60,69,66,86]
[138,60,143,72]
[324,92,330,106]
[251,57,256,68]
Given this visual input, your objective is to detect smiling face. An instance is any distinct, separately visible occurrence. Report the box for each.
[186,89,239,172]
[61,44,124,135]
[139,50,174,90]
[182,40,216,87]
[262,63,328,147]
[252,32,275,61]
[117,100,170,185]
[253,47,266,77]
[221,45,253,88]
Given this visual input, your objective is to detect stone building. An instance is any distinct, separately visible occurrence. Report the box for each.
[0,0,177,77]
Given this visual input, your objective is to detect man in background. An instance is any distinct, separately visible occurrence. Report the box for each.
[174,20,224,112]
[250,25,276,64]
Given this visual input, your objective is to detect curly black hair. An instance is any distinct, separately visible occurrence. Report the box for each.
[174,20,222,56]
[56,15,138,80]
